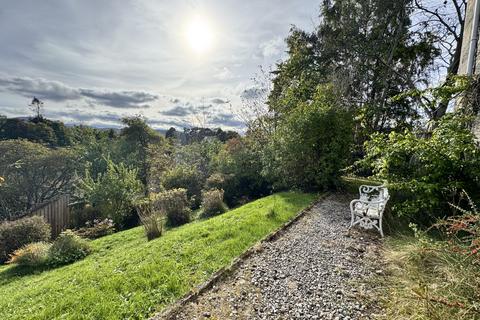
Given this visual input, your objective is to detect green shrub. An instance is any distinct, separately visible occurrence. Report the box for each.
[153,189,191,227]
[205,173,226,190]
[78,158,143,228]
[357,115,480,223]
[162,165,203,208]
[7,242,52,267]
[71,205,103,229]
[264,85,353,191]
[74,219,115,239]
[201,189,228,217]
[136,199,164,241]
[48,230,91,266]
[0,216,51,263]
[212,137,272,206]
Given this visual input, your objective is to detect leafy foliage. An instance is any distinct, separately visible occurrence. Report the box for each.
[162,165,203,208]
[357,115,480,222]
[0,117,72,147]
[0,140,77,219]
[212,137,272,206]
[152,188,191,227]
[48,230,91,266]
[200,189,228,217]
[0,215,51,263]
[266,85,353,191]
[78,158,143,228]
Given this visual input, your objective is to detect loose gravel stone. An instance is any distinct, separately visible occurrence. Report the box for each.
[168,194,383,320]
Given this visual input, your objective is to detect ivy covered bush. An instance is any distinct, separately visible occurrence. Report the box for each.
[358,115,480,223]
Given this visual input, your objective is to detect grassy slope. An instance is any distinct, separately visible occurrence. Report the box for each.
[0,192,316,320]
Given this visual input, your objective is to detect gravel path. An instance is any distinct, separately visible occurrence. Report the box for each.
[168,194,383,320]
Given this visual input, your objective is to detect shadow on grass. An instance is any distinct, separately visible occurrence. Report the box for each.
[0,263,53,286]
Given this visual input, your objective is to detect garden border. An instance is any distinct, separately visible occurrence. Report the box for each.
[151,192,329,320]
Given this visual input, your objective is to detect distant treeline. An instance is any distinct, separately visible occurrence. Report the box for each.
[0,116,239,147]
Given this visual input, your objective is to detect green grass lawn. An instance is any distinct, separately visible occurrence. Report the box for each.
[0,192,316,320]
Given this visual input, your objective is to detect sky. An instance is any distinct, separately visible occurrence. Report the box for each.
[0,0,320,131]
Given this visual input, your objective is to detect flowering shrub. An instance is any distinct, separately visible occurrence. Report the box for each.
[74,219,115,239]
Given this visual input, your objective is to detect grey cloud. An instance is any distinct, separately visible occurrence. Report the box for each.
[0,76,81,101]
[240,87,263,100]
[48,109,121,124]
[79,89,157,109]
[159,105,195,117]
[211,98,230,104]
[259,37,285,58]
[0,75,158,109]
[210,113,244,128]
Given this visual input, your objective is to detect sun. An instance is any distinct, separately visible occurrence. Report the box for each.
[185,16,214,54]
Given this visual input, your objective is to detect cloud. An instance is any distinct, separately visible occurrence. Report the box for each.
[0,75,158,109]
[259,37,285,58]
[211,98,230,104]
[159,105,195,117]
[240,87,263,100]
[79,89,157,109]
[210,113,244,128]
[214,67,234,80]
[0,76,81,101]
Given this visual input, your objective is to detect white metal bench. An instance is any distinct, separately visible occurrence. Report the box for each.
[349,184,389,237]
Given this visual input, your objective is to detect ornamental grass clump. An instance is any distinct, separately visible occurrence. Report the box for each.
[136,199,165,241]
[7,242,51,267]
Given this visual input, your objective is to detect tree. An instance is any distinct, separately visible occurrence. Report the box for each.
[0,140,78,219]
[29,97,44,119]
[269,0,439,140]
[120,116,163,191]
[412,0,467,120]
[265,85,354,191]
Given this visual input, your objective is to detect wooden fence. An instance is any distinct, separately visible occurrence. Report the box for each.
[29,194,71,237]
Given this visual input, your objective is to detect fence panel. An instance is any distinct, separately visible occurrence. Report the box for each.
[29,195,71,237]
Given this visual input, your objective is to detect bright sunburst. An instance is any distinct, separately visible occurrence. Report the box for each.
[185,16,214,54]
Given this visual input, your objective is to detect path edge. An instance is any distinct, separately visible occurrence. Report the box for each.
[151,192,330,320]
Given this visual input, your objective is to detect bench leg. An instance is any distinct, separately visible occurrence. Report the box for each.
[379,217,384,237]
